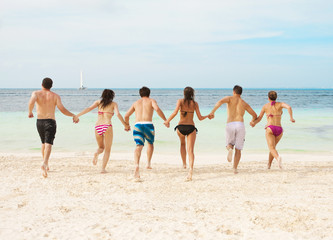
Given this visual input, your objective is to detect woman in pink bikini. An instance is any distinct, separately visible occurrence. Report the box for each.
[74,89,129,173]
[251,91,295,169]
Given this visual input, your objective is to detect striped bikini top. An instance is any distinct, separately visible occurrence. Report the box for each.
[98,111,114,116]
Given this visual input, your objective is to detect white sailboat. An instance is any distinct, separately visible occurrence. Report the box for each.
[79,71,86,90]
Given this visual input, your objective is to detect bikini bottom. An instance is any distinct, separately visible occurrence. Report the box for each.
[174,125,198,136]
[266,125,283,137]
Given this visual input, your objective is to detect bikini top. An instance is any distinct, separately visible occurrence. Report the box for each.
[180,110,194,117]
[98,111,114,116]
[267,101,282,118]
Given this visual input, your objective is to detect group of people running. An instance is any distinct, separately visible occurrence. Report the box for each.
[28,78,295,181]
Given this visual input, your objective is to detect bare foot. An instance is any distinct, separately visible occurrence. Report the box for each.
[100,169,108,174]
[185,169,193,181]
[183,164,187,169]
[146,161,152,169]
[233,168,238,174]
[227,148,233,162]
[134,177,143,182]
[134,166,140,180]
[46,164,50,171]
[41,164,48,178]
[93,153,98,165]
[277,156,283,169]
[267,162,272,169]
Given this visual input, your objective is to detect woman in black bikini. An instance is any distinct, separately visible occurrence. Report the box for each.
[164,87,208,181]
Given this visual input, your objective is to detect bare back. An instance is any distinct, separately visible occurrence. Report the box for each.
[264,102,283,126]
[179,100,196,125]
[227,96,247,123]
[96,102,116,125]
[133,97,155,122]
[34,90,58,119]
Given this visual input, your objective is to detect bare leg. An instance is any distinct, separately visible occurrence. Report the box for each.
[233,149,241,174]
[134,145,144,180]
[41,144,49,171]
[226,144,234,162]
[177,130,187,168]
[268,133,283,169]
[41,143,52,178]
[101,127,113,173]
[275,133,283,169]
[93,130,104,165]
[185,131,196,181]
[265,129,283,169]
[268,153,274,169]
[146,143,154,169]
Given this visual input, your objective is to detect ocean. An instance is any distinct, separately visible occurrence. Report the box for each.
[1,88,333,155]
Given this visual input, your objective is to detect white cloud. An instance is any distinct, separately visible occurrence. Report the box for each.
[0,0,332,88]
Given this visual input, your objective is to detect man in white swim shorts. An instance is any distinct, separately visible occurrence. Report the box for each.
[208,85,257,174]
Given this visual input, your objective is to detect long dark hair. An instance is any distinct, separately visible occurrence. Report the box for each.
[100,89,115,108]
[183,86,195,106]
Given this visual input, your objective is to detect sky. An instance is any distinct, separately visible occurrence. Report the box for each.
[0,0,332,89]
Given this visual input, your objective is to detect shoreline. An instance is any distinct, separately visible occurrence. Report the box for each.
[1,151,332,164]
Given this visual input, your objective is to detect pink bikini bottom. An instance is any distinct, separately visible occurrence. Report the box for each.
[266,125,283,137]
[95,124,112,136]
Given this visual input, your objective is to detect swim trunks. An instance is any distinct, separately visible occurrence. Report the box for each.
[225,121,245,150]
[36,119,57,145]
[174,125,198,136]
[133,122,155,146]
[95,124,112,136]
[266,125,283,137]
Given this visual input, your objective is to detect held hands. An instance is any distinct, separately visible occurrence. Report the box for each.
[290,118,296,123]
[73,115,79,124]
[124,125,131,132]
[208,113,214,119]
[124,122,131,132]
[164,121,170,128]
[250,121,256,127]
[28,112,34,118]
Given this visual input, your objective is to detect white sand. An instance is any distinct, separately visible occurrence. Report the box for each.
[0,152,333,240]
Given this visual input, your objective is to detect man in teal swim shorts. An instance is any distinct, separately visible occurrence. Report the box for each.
[125,86,167,180]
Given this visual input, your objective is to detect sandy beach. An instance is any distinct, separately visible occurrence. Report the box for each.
[0,152,332,240]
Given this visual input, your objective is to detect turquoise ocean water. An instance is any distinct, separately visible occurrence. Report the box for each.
[0,88,332,155]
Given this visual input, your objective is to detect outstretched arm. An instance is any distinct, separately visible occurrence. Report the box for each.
[194,102,208,121]
[73,100,99,123]
[152,99,167,122]
[245,102,257,122]
[251,106,265,127]
[28,91,37,118]
[164,100,181,127]
[114,102,130,131]
[124,104,135,126]
[209,96,230,119]
[76,100,100,118]
[56,95,75,117]
[281,102,295,123]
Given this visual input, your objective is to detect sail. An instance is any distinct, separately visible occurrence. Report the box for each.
[79,71,86,90]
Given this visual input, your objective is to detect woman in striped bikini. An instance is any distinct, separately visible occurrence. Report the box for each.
[75,89,129,173]
[251,91,295,169]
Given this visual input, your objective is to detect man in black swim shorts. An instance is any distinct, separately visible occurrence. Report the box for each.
[36,119,57,145]
[28,78,77,177]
